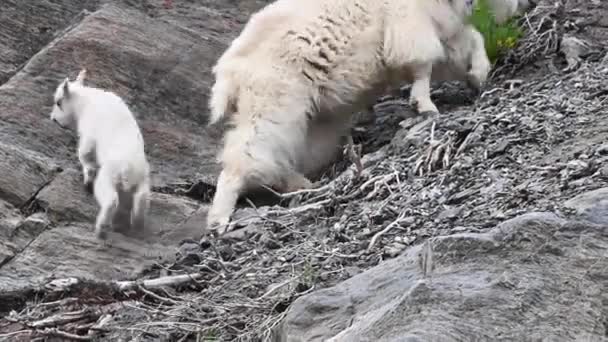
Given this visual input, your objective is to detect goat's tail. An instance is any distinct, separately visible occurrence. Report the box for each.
[208,68,238,126]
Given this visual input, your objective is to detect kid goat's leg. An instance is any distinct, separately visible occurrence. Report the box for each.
[130,179,150,232]
[93,167,119,240]
[78,137,97,194]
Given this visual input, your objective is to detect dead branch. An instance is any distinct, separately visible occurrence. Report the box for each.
[32,309,95,328]
[43,328,92,341]
[367,212,411,252]
[116,273,202,291]
[87,314,112,335]
[137,285,180,305]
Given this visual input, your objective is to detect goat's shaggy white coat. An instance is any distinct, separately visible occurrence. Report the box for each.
[206,0,485,231]
[50,70,151,239]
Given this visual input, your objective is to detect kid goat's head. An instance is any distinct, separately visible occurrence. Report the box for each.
[50,69,87,127]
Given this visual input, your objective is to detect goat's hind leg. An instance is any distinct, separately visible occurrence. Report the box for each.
[207,169,246,234]
[93,167,119,240]
[78,137,97,194]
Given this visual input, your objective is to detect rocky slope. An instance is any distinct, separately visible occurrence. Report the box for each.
[0,0,607,341]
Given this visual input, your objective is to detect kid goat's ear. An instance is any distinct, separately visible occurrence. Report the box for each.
[62,77,70,99]
[75,69,87,84]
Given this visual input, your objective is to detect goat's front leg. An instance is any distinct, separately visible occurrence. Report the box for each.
[464,25,492,93]
[409,62,439,116]
[78,137,97,194]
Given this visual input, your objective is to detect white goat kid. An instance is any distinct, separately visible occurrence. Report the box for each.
[206,0,482,232]
[50,70,151,239]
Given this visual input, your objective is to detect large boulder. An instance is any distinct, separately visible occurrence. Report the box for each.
[0,3,226,186]
[276,189,608,341]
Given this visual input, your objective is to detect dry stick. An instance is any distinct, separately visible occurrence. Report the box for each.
[455,121,481,157]
[257,183,334,211]
[277,183,333,198]
[208,242,230,274]
[341,173,390,201]
[31,310,92,328]
[44,328,92,341]
[35,298,79,309]
[137,285,179,305]
[0,330,31,339]
[364,173,395,200]
[443,138,452,169]
[269,198,331,216]
[256,277,294,300]
[116,273,202,291]
[88,314,112,335]
[367,211,409,252]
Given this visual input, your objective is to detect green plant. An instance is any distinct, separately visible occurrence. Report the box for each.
[468,0,524,63]
[198,329,219,342]
[300,258,317,289]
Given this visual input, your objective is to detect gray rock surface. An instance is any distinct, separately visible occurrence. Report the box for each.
[277,205,608,341]
[0,1,238,292]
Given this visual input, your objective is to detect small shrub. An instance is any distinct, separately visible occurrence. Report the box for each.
[468,0,524,63]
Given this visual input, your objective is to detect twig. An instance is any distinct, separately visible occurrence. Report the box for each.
[133,320,218,329]
[269,199,331,216]
[279,183,333,198]
[88,314,112,335]
[43,328,92,341]
[116,273,202,291]
[256,277,294,300]
[367,212,410,252]
[364,173,395,200]
[35,298,79,309]
[0,330,31,338]
[455,121,482,157]
[342,173,391,201]
[138,285,179,305]
[32,310,93,328]
[207,241,231,274]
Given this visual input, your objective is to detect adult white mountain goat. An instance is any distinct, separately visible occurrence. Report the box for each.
[50,69,151,240]
[206,0,486,232]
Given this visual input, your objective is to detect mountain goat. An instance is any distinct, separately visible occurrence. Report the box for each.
[206,0,484,232]
[50,69,151,240]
